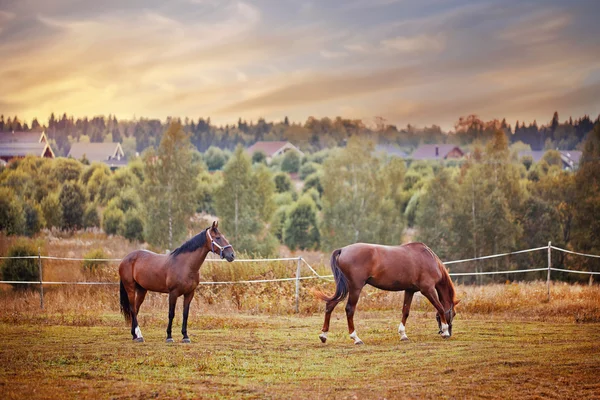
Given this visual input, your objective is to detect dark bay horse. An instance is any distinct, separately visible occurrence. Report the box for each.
[119,221,234,343]
[317,242,459,344]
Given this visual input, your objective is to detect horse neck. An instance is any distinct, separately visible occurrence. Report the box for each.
[186,247,211,272]
[438,283,454,311]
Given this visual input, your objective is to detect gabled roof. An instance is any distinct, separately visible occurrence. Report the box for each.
[0,131,47,144]
[0,142,55,159]
[246,141,303,157]
[68,142,124,162]
[411,144,464,160]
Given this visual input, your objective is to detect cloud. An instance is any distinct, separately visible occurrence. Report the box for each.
[380,34,445,53]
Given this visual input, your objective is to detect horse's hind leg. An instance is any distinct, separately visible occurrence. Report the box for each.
[132,285,147,341]
[319,298,341,343]
[399,290,415,341]
[422,287,450,338]
[346,288,364,345]
[126,287,144,342]
[166,291,178,343]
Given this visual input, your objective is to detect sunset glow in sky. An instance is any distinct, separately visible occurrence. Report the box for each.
[1,0,599,130]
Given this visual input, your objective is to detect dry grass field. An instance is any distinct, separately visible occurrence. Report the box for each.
[1,232,600,398]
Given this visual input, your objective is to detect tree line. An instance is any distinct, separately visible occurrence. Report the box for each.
[2,117,600,283]
[1,111,598,158]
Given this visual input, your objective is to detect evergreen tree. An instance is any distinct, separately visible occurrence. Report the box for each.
[59,182,86,231]
[284,195,320,250]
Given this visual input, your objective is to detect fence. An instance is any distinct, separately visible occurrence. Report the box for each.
[1,241,599,310]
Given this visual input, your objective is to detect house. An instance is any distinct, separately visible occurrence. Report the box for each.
[518,150,582,171]
[0,131,55,162]
[0,142,55,162]
[68,142,127,169]
[0,130,48,144]
[411,144,464,160]
[246,141,304,163]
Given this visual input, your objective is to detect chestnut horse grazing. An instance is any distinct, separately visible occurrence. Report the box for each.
[317,242,458,344]
[119,221,234,343]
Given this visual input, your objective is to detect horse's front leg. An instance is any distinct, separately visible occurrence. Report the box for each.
[399,290,415,341]
[166,291,178,343]
[181,291,195,343]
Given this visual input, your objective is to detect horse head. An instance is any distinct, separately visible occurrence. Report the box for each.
[206,221,235,262]
[436,299,459,337]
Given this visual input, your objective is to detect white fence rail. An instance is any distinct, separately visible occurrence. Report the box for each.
[1,242,599,309]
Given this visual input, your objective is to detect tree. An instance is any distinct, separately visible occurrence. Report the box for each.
[59,182,86,231]
[281,150,301,173]
[52,158,83,183]
[214,145,277,255]
[123,210,145,242]
[0,187,25,235]
[252,151,267,164]
[23,202,44,237]
[102,203,124,235]
[142,121,199,250]
[415,168,458,259]
[274,172,293,193]
[1,242,40,290]
[572,123,600,272]
[284,195,320,250]
[204,146,228,171]
[41,193,62,229]
[83,204,100,229]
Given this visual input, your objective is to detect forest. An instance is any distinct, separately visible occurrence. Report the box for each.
[1,112,599,284]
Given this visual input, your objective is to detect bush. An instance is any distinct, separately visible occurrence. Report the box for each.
[23,201,44,237]
[0,187,25,235]
[271,205,289,243]
[83,204,100,229]
[102,205,124,235]
[204,146,228,171]
[274,172,293,193]
[303,172,323,196]
[59,182,86,230]
[40,192,62,229]
[82,249,109,271]
[1,241,41,290]
[299,162,320,180]
[52,157,83,183]
[284,195,320,251]
[123,210,144,242]
[252,151,267,164]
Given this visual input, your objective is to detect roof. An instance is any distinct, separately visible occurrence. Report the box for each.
[246,141,303,157]
[0,142,55,158]
[411,144,463,160]
[518,150,582,169]
[68,142,124,162]
[0,131,46,144]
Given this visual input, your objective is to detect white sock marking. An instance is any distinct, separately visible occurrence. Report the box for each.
[135,326,143,338]
[319,331,328,339]
[349,330,363,344]
[398,323,408,340]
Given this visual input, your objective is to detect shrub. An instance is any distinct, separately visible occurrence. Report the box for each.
[303,172,323,196]
[59,182,86,231]
[284,195,320,251]
[274,172,293,193]
[52,157,83,183]
[299,162,320,180]
[123,210,145,242]
[102,205,124,235]
[1,241,41,290]
[83,204,100,229]
[40,192,62,229]
[252,151,267,164]
[0,187,25,235]
[82,248,109,271]
[23,202,44,237]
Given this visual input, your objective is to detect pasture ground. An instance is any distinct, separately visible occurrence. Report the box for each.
[1,310,599,399]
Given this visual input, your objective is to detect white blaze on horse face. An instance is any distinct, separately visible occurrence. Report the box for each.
[441,323,450,338]
[135,326,143,339]
[398,323,408,341]
[349,330,364,345]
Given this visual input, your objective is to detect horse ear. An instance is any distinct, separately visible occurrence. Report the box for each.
[454,299,461,306]
[212,221,217,230]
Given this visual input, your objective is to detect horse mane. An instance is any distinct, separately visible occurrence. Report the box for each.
[170,228,208,257]
[422,244,457,305]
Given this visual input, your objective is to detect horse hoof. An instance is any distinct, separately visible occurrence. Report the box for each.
[319,334,327,343]
[182,338,191,343]
[166,338,174,343]
[133,337,144,343]
[400,335,409,341]
[354,340,364,345]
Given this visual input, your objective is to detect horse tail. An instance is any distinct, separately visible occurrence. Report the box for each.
[315,249,349,303]
[435,255,457,305]
[119,280,133,324]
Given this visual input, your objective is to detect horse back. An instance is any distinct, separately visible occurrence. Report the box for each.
[119,250,170,293]
[338,242,443,291]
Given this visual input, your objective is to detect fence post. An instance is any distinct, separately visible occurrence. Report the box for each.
[547,241,551,302]
[295,257,302,314]
[38,247,44,310]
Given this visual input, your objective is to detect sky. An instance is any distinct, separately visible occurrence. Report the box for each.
[0,0,599,131]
